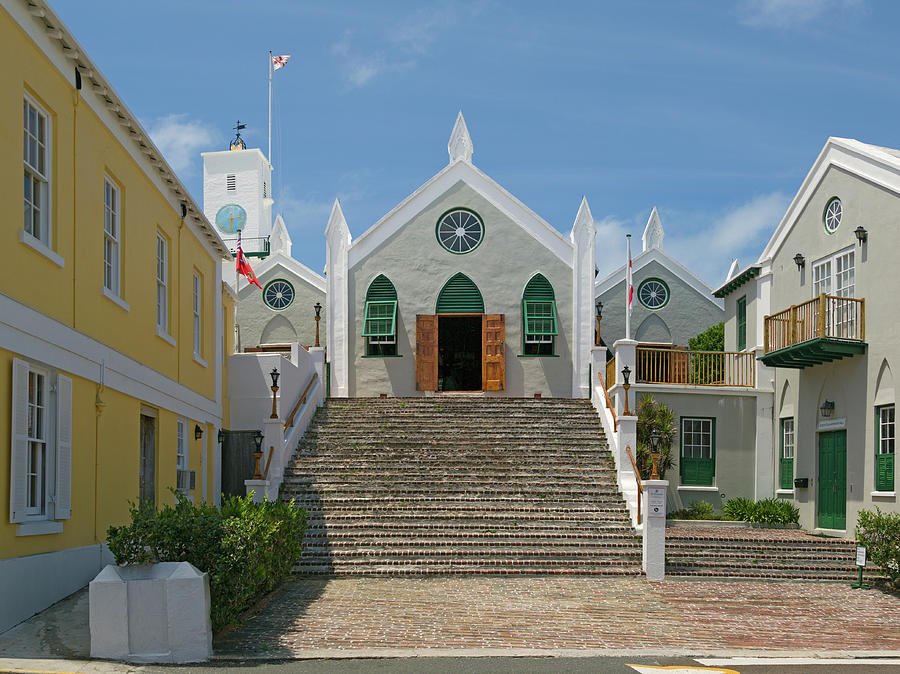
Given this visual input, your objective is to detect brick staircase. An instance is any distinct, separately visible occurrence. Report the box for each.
[282,397,643,575]
[665,526,868,582]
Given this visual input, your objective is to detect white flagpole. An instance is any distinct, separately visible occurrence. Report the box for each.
[625,234,632,341]
[267,51,273,167]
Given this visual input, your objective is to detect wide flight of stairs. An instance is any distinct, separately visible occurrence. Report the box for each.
[665,527,867,582]
[282,397,643,575]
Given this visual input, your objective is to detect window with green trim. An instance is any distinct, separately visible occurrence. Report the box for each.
[780,418,794,490]
[680,417,715,486]
[737,296,747,351]
[522,274,558,356]
[876,404,895,491]
[363,275,398,356]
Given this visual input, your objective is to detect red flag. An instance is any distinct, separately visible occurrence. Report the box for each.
[236,234,262,289]
[272,54,291,71]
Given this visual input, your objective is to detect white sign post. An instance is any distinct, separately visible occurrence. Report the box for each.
[641,481,668,580]
[851,546,869,589]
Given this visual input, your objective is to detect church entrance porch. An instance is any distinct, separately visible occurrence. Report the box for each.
[415,314,505,392]
[438,315,481,391]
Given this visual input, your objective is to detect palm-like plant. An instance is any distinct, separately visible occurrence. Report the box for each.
[635,394,677,480]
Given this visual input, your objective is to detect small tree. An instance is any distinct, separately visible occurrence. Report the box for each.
[688,322,724,351]
[635,394,676,480]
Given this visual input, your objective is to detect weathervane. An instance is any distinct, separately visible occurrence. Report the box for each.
[230,120,247,151]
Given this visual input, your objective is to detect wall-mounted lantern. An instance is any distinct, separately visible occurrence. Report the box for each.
[820,400,835,418]
[194,424,203,441]
[793,253,806,271]
[854,226,868,245]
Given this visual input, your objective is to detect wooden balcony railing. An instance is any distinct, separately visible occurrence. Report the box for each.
[764,294,865,354]
[606,356,617,392]
[636,346,755,387]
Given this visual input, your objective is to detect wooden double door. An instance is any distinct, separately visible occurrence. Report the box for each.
[416,314,505,392]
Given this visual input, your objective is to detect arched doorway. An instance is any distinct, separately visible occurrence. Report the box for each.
[416,273,504,392]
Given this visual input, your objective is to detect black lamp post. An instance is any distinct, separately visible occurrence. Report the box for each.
[269,367,280,419]
[252,429,264,479]
[649,428,662,480]
[794,253,806,271]
[314,302,322,347]
[194,424,203,441]
[622,365,632,416]
[594,299,603,346]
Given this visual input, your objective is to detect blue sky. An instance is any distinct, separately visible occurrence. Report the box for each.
[54,0,900,285]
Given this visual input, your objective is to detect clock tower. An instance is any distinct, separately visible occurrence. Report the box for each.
[202,122,274,281]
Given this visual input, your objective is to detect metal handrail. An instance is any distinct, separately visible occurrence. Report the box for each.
[597,371,618,431]
[283,372,318,433]
[625,445,643,526]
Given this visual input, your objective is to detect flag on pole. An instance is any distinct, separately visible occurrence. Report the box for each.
[626,236,634,317]
[272,54,291,71]
[236,233,263,289]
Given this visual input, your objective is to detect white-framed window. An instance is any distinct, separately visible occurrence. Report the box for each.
[782,418,795,460]
[24,96,50,245]
[813,248,855,337]
[156,233,168,333]
[176,418,188,494]
[813,249,854,299]
[192,272,202,357]
[10,358,72,525]
[103,178,121,295]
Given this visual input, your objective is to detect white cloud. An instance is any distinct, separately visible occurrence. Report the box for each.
[738,0,863,29]
[594,215,632,279]
[147,114,216,176]
[667,191,790,284]
[332,6,467,88]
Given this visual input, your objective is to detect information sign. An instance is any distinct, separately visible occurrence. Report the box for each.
[647,487,666,518]
[856,546,867,567]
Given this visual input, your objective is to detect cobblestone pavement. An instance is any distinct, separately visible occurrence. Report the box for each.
[214,576,900,657]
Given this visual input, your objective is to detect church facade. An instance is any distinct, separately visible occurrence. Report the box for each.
[325,114,596,398]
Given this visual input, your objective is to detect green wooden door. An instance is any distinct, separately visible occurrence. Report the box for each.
[817,430,847,530]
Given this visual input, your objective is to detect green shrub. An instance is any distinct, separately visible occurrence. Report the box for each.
[747,498,799,524]
[856,508,900,588]
[107,493,306,631]
[668,500,718,520]
[722,497,755,521]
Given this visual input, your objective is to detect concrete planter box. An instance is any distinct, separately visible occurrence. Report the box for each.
[89,561,212,663]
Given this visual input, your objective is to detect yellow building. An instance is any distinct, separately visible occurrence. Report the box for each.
[0,0,234,632]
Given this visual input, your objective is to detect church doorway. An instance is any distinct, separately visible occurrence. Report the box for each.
[438,315,482,391]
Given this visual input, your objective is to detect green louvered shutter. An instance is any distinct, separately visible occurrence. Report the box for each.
[366,274,397,302]
[876,454,894,491]
[523,274,558,338]
[436,273,484,313]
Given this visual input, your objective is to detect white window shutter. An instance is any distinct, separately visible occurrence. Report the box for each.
[55,374,73,520]
[10,358,29,523]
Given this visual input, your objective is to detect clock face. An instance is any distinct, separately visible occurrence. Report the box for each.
[215,204,247,234]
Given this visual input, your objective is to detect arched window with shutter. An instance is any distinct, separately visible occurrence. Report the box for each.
[522,273,557,356]
[362,274,398,356]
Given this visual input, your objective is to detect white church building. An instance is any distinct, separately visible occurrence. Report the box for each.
[324,113,596,398]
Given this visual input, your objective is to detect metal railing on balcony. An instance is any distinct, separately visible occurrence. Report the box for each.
[764,294,865,354]
[636,346,756,387]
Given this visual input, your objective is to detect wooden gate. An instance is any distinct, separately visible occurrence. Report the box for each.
[482,314,505,391]
[221,430,261,498]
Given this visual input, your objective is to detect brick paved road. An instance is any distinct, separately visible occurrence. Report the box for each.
[215,577,900,657]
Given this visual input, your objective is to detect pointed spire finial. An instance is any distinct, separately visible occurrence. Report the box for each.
[726,258,741,282]
[325,198,349,237]
[448,111,473,164]
[642,206,664,252]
